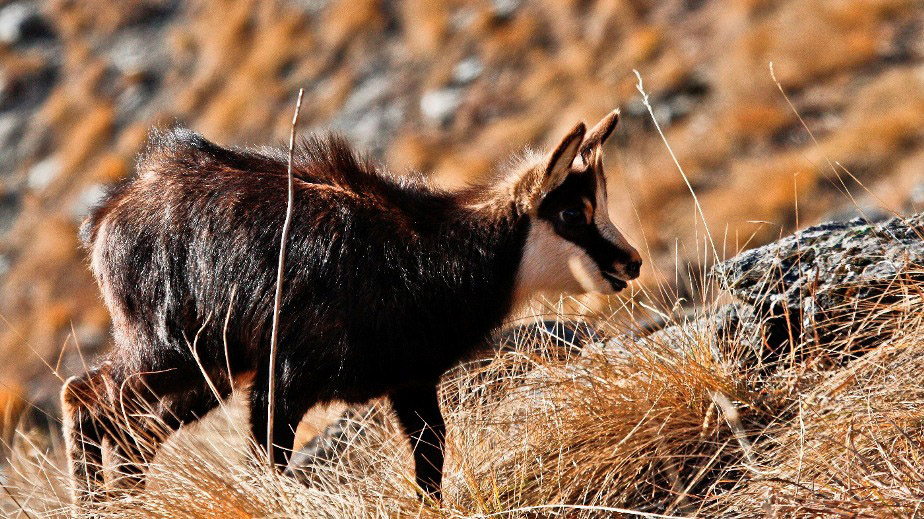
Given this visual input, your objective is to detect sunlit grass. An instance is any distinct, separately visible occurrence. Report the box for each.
[2,267,922,518]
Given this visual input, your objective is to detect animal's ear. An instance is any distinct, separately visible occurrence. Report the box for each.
[580,108,620,162]
[540,121,586,195]
[508,122,585,213]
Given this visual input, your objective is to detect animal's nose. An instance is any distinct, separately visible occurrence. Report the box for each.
[624,259,642,280]
[623,246,642,280]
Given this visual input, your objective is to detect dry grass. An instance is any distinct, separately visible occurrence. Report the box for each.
[1,4,922,512]
[2,270,923,518]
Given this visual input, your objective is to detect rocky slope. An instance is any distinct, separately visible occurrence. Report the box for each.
[0,0,922,412]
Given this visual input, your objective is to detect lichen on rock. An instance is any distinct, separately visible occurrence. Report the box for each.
[713,212,924,339]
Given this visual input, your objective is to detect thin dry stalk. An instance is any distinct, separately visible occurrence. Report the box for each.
[268,88,305,465]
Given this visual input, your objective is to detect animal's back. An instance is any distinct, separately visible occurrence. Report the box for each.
[81,127,396,243]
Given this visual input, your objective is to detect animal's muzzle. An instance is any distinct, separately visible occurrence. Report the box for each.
[618,245,643,280]
[624,258,642,280]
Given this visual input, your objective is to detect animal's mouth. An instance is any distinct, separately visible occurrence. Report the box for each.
[601,271,628,292]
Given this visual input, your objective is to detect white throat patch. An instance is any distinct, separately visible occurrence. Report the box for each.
[512,219,611,309]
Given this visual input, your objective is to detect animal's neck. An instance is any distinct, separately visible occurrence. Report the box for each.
[437,194,529,311]
[358,184,530,329]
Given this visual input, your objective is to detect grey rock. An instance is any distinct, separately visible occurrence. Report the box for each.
[820,205,893,225]
[286,405,387,488]
[714,212,924,336]
[0,3,32,43]
[291,0,331,16]
[0,191,20,234]
[495,319,599,354]
[910,181,924,208]
[625,74,710,127]
[26,155,59,191]
[71,184,107,223]
[0,115,26,176]
[450,7,477,32]
[0,2,54,45]
[420,87,462,125]
[115,80,159,127]
[107,27,170,77]
[453,56,483,85]
[634,302,760,364]
[0,60,57,112]
[286,407,379,472]
[492,0,522,20]
[330,71,406,158]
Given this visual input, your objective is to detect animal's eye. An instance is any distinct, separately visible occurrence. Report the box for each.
[559,207,588,226]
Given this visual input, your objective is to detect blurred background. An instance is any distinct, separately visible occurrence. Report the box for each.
[0,0,921,427]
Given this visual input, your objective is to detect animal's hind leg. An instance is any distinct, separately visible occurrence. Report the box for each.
[105,369,231,493]
[61,362,117,504]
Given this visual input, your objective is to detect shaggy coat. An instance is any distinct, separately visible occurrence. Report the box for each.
[62,110,641,503]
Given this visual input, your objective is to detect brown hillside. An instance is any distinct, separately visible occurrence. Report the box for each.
[0,0,921,412]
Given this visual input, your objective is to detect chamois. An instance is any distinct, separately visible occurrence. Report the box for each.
[62,109,641,503]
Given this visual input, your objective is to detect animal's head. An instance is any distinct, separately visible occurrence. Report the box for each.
[508,109,642,300]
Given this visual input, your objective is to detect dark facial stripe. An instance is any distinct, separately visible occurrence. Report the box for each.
[536,168,630,277]
[560,223,633,272]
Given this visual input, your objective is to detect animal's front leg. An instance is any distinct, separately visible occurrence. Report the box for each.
[249,364,316,471]
[390,384,446,500]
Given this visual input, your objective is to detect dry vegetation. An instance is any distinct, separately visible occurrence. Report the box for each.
[1,0,923,516]
[2,269,923,518]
